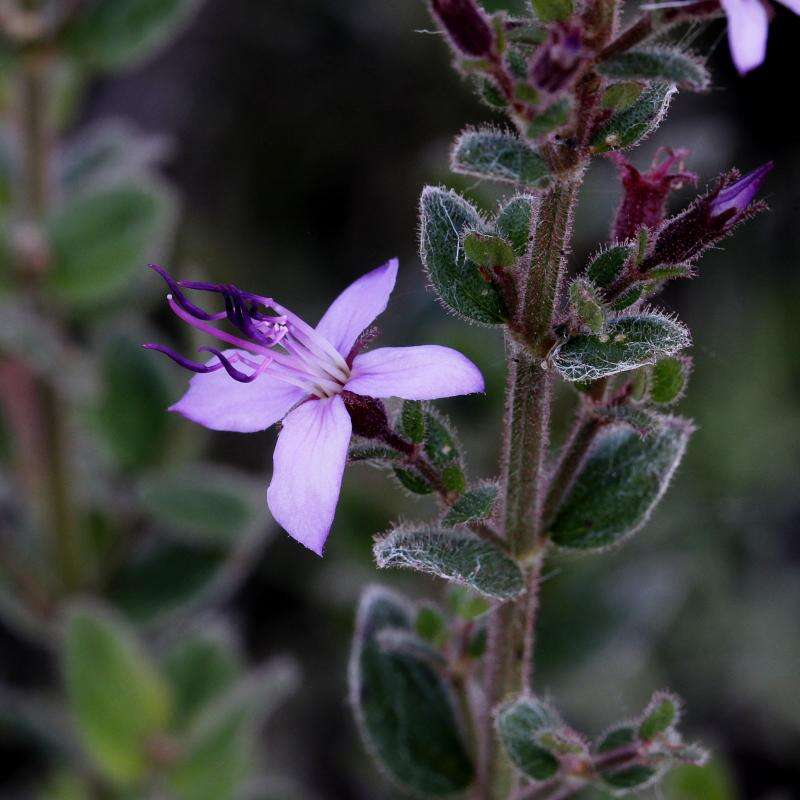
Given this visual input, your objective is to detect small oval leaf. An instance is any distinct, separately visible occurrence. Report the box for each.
[349,587,474,796]
[549,415,694,550]
[451,127,550,187]
[591,82,676,153]
[442,482,498,527]
[419,186,507,325]
[599,48,710,92]
[552,311,691,383]
[496,696,564,781]
[496,194,536,258]
[374,527,524,600]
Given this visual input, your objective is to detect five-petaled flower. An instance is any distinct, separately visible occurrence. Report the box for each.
[721,0,799,74]
[144,259,484,555]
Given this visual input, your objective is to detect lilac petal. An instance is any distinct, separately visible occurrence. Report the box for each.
[170,349,305,432]
[775,0,800,14]
[315,259,398,357]
[266,395,351,555]
[345,345,484,400]
[721,0,769,74]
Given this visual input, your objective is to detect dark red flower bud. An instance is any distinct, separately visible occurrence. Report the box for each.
[642,163,772,269]
[430,0,494,58]
[343,391,392,440]
[610,148,698,242]
[530,23,583,94]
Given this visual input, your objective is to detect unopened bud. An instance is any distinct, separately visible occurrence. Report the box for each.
[610,148,698,242]
[430,0,494,58]
[709,162,773,222]
[342,391,392,440]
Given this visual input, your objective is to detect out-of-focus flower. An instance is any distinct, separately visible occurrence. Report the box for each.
[610,148,698,242]
[721,0,799,74]
[530,22,584,93]
[144,260,484,555]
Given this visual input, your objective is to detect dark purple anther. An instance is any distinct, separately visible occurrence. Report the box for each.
[430,0,495,58]
[643,163,772,270]
[610,148,698,242]
[709,162,773,221]
[530,23,583,94]
[148,264,224,322]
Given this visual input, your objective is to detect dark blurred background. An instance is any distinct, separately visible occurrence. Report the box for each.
[2,1,799,798]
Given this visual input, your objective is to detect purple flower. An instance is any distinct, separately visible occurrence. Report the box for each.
[144,259,484,555]
[721,0,799,74]
[709,162,773,219]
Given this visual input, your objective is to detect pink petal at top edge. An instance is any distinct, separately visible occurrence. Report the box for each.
[315,258,399,357]
[345,345,485,400]
[266,394,352,556]
[721,0,769,74]
[170,349,307,433]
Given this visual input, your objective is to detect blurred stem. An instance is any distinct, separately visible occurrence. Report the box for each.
[1,51,82,592]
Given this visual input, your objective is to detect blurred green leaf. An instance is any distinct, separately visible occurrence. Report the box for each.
[602,82,643,111]
[46,180,175,306]
[399,399,426,443]
[663,760,737,800]
[496,696,564,780]
[599,48,710,92]
[163,628,241,732]
[638,690,679,741]
[60,122,169,195]
[415,604,446,646]
[527,99,571,139]
[95,333,173,472]
[595,725,657,791]
[349,586,474,796]
[138,464,262,546]
[447,585,491,620]
[463,231,516,269]
[550,415,694,550]
[591,82,676,153]
[40,773,92,800]
[374,526,524,600]
[108,541,226,623]
[64,603,171,785]
[552,312,691,383]
[62,0,202,72]
[531,0,573,22]
[419,186,507,325]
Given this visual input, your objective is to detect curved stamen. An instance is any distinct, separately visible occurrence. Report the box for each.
[148,264,227,322]
[142,343,224,374]
[198,347,263,383]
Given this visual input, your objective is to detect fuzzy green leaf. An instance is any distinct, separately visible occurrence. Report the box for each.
[569,277,606,334]
[463,231,516,268]
[424,409,461,467]
[591,82,676,153]
[62,0,202,72]
[639,691,680,741]
[496,696,563,781]
[451,128,550,187]
[495,194,536,257]
[531,0,574,22]
[552,311,691,383]
[586,245,631,288]
[393,466,435,495]
[650,356,691,405]
[599,48,710,92]
[602,82,643,110]
[550,415,694,550]
[374,527,524,600]
[419,186,507,325]
[442,482,498,527]
[400,400,426,443]
[350,587,474,796]
[47,180,175,306]
[415,604,447,646]
[64,604,171,785]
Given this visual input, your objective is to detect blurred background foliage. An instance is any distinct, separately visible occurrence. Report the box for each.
[0,1,798,798]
